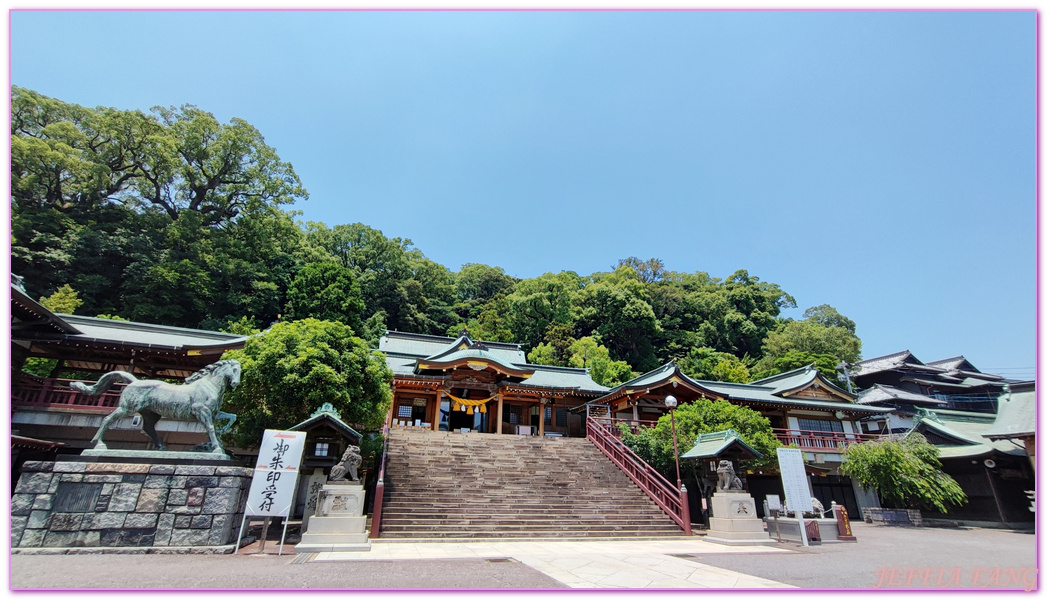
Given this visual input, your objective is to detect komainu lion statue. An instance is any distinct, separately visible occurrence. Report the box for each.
[330,445,363,482]
[716,459,744,491]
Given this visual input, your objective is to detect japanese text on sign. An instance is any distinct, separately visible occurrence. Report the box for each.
[245,430,307,517]
[776,447,813,513]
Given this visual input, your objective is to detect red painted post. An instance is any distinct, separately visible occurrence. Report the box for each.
[680,486,692,536]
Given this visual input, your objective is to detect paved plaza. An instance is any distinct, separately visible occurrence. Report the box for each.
[10,523,1037,591]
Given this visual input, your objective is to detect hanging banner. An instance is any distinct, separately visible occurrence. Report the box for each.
[245,430,307,517]
[776,447,813,513]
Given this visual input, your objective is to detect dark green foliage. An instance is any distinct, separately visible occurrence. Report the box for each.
[285,262,365,331]
[751,350,841,383]
[619,398,781,477]
[841,434,968,513]
[221,319,393,448]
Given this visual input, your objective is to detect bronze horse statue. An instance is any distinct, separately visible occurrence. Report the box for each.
[70,359,241,453]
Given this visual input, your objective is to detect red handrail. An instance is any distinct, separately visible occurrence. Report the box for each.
[369,424,391,539]
[12,376,124,411]
[771,427,883,451]
[587,416,691,535]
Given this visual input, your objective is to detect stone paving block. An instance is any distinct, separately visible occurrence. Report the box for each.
[11,516,28,547]
[169,504,202,515]
[174,515,193,528]
[32,494,54,510]
[202,487,240,514]
[187,487,205,507]
[190,515,213,529]
[21,461,55,472]
[84,475,123,484]
[11,494,35,516]
[215,466,252,477]
[60,473,84,482]
[143,475,172,488]
[86,463,151,474]
[52,462,87,473]
[167,489,189,505]
[15,472,53,494]
[169,528,210,546]
[125,513,159,528]
[149,464,177,475]
[174,466,216,476]
[27,510,51,529]
[18,528,45,548]
[75,530,101,547]
[48,513,84,532]
[135,488,169,512]
[108,483,143,512]
[122,474,147,484]
[43,530,78,548]
[185,476,219,488]
[82,512,127,530]
[218,477,242,487]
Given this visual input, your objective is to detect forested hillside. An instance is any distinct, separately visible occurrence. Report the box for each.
[12,88,862,386]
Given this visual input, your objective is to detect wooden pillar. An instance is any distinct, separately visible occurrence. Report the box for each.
[632,401,639,422]
[496,394,504,434]
[538,399,546,437]
[432,391,440,431]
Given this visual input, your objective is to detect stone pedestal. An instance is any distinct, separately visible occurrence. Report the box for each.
[12,458,251,550]
[703,491,776,546]
[295,482,370,552]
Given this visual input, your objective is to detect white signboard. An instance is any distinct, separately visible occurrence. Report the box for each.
[245,430,307,517]
[766,494,782,511]
[776,447,813,513]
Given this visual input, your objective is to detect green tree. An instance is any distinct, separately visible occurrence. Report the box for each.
[454,263,517,320]
[678,346,752,383]
[39,284,82,314]
[575,266,661,371]
[285,262,365,331]
[504,272,582,350]
[620,398,781,476]
[841,434,967,513]
[221,319,392,448]
[751,350,841,383]
[566,337,635,387]
[756,304,862,377]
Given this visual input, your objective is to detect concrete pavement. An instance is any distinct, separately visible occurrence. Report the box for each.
[312,537,792,588]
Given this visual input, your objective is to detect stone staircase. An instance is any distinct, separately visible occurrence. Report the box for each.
[377,429,684,539]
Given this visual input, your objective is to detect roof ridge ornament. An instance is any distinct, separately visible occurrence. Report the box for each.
[309,402,343,421]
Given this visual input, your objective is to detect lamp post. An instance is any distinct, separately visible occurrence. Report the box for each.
[665,395,682,489]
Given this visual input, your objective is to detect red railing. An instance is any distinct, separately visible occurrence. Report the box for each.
[598,417,660,436]
[369,424,391,539]
[772,428,883,452]
[587,416,691,535]
[12,375,124,412]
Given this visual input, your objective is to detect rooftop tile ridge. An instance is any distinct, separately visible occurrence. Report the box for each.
[60,314,245,340]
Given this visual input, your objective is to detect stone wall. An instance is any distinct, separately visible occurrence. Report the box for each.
[860,507,923,526]
[12,460,252,549]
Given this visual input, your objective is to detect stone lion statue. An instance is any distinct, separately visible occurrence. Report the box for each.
[330,445,362,482]
[716,459,744,491]
[783,497,825,518]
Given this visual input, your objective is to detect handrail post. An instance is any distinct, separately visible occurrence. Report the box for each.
[680,484,691,536]
[369,425,390,539]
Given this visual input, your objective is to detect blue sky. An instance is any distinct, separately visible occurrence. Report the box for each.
[9,10,1036,378]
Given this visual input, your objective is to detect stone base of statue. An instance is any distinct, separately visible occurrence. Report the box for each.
[295,481,370,553]
[12,458,252,550]
[703,491,777,546]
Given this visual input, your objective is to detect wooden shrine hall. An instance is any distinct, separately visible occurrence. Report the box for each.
[379,331,610,437]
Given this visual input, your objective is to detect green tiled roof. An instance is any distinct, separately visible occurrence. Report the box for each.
[49,314,245,351]
[982,390,1035,439]
[911,408,1026,460]
[680,429,762,460]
